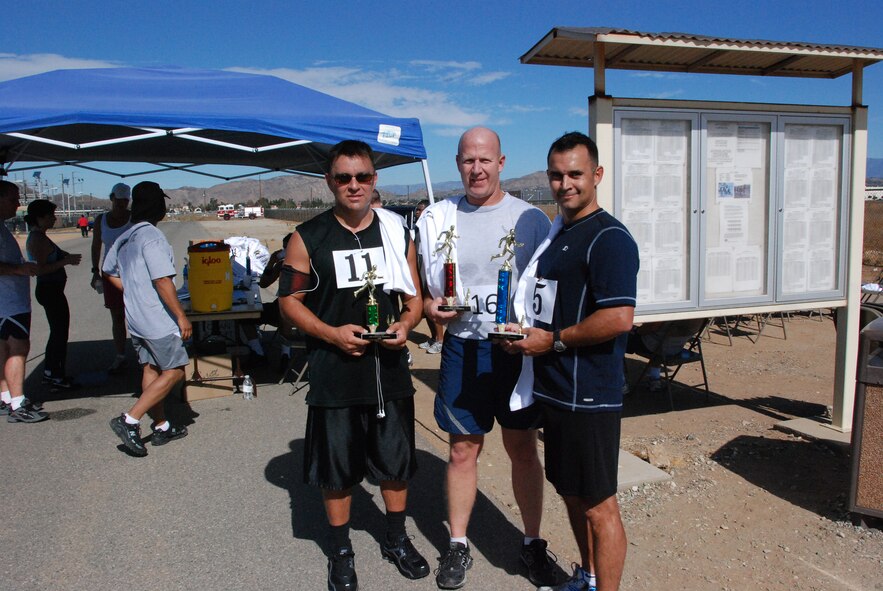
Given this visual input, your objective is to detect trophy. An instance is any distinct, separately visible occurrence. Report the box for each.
[435,225,472,312]
[355,265,395,340]
[487,229,526,341]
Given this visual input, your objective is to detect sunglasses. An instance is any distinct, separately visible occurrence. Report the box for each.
[331,172,375,186]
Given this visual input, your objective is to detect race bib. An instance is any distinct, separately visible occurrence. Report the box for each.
[332,247,388,289]
[524,277,557,324]
[462,284,500,322]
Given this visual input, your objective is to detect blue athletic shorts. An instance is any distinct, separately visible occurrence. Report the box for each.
[131,334,189,370]
[434,333,542,435]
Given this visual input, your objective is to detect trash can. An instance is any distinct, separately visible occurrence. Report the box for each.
[849,316,883,526]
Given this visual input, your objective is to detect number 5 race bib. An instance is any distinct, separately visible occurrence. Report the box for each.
[523,277,557,324]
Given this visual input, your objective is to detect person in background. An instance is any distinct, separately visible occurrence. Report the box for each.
[413,199,443,355]
[280,140,429,590]
[371,189,383,209]
[104,181,191,457]
[77,214,89,237]
[416,127,557,589]
[502,132,638,591]
[91,183,133,374]
[0,180,45,423]
[25,199,82,392]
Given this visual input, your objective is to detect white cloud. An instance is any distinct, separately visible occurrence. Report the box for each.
[0,53,119,82]
[507,104,551,114]
[228,66,488,128]
[569,107,589,117]
[410,60,482,72]
[469,71,511,86]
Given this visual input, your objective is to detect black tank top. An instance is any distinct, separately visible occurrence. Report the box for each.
[297,209,414,407]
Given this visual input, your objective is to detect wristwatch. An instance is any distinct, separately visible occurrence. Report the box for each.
[552,329,567,353]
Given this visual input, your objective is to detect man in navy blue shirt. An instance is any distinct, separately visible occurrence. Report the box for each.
[502,132,638,591]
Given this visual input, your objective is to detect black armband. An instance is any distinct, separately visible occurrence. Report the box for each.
[278,264,313,296]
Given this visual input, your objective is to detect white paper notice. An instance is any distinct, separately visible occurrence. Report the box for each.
[782,249,807,294]
[807,248,835,291]
[735,123,764,168]
[623,209,653,253]
[622,162,654,209]
[719,202,748,245]
[707,121,737,166]
[705,247,733,295]
[656,120,688,162]
[784,167,810,209]
[733,246,763,292]
[622,119,654,162]
[653,209,684,254]
[652,256,684,302]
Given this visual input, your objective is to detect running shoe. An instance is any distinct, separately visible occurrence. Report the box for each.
[151,422,188,446]
[109,415,147,457]
[327,546,358,591]
[520,539,559,586]
[426,341,443,355]
[435,542,472,589]
[418,339,436,350]
[7,398,49,423]
[381,534,430,579]
[41,374,78,391]
[538,563,591,591]
[0,401,9,416]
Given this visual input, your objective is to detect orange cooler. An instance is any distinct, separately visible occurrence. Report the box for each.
[187,241,233,312]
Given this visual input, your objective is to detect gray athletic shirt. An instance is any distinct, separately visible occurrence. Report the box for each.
[0,223,30,317]
[448,194,551,339]
[102,222,179,340]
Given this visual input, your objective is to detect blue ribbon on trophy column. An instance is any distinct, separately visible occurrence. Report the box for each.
[495,266,511,328]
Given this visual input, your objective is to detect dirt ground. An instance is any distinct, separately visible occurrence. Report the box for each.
[46,218,883,589]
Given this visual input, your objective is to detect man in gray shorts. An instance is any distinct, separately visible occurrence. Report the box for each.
[0,180,44,423]
[103,181,192,457]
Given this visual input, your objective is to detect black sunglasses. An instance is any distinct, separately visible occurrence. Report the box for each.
[331,172,375,186]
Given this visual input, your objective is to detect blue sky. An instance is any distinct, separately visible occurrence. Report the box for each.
[3,0,883,197]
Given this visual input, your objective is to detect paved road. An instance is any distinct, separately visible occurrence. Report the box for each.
[1,220,546,591]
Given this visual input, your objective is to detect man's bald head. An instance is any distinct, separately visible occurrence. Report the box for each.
[457,127,502,159]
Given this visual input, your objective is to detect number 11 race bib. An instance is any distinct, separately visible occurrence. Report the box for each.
[332,247,388,289]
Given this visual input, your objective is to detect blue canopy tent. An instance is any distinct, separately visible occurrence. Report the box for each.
[0,67,433,196]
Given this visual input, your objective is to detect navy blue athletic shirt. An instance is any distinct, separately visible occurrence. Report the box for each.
[531,209,639,413]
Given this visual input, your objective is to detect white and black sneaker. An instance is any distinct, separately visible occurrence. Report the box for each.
[42,374,78,392]
[110,415,147,456]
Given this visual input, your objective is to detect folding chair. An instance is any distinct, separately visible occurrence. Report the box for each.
[629,318,710,410]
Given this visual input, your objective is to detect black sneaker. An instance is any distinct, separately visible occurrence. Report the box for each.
[41,374,78,392]
[109,415,147,456]
[435,542,473,589]
[0,401,9,416]
[7,398,49,423]
[327,546,357,591]
[520,539,559,586]
[381,534,430,579]
[151,422,188,446]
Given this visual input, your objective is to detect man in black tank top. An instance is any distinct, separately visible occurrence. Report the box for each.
[279,140,428,590]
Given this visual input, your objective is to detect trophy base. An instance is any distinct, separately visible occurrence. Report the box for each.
[360,332,396,341]
[438,304,472,312]
[487,331,526,341]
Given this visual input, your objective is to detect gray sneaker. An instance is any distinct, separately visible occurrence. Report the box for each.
[7,399,49,423]
[426,341,443,354]
[418,339,436,350]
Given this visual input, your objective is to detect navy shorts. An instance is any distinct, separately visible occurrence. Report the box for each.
[434,333,542,435]
[0,313,30,341]
[304,397,417,490]
[541,403,621,506]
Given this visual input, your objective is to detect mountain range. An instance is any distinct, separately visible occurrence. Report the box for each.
[162,158,883,207]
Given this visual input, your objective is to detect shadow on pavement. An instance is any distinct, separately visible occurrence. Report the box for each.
[710,434,851,520]
[264,440,529,574]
